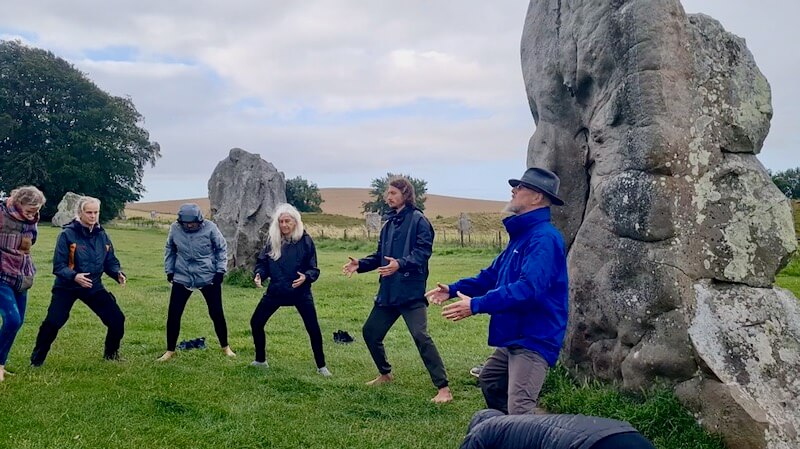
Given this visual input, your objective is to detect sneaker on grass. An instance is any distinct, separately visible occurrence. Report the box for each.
[317,366,332,377]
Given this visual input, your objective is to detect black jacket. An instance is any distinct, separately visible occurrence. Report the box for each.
[459,409,643,449]
[254,232,319,300]
[53,220,123,293]
[357,206,433,306]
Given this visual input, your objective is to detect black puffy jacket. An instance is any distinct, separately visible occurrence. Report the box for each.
[357,206,433,306]
[254,232,319,300]
[53,220,122,293]
[460,409,644,449]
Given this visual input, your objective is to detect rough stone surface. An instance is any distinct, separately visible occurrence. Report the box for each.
[685,283,800,449]
[521,1,798,447]
[208,148,285,271]
[51,192,82,227]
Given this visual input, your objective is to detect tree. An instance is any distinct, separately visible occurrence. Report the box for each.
[362,173,427,215]
[770,168,800,199]
[0,40,160,220]
[285,176,323,212]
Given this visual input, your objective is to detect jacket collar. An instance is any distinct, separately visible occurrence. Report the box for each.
[384,205,414,223]
[503,207,551,238]
[68,219,103,235]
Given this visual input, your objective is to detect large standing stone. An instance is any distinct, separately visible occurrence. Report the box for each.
[520,1,798,447]
[208,148,285,271]
[51,192,81,227]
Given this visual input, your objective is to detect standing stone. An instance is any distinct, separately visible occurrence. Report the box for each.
[51,192,82,227]
[520,1,798,448]
[208,148,285,271]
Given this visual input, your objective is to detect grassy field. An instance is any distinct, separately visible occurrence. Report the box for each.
[2,225,796,448]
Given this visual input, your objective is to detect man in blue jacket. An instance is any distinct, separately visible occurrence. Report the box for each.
[427,167,568,414]
[343,177,452,403]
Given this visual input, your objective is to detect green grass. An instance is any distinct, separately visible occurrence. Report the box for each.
[1,226,731,449]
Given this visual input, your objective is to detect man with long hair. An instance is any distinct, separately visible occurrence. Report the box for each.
[343,177,452,403]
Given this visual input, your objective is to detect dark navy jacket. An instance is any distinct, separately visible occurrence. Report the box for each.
[254,232,319,301]
[358,206,433,306]
[460,409,644,449]
[53,220,123,293]
[449,207,568,366]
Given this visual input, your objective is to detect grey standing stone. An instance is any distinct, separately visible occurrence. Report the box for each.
[51,192,81,227]
[520,1,798,447]
[208,148,285,271]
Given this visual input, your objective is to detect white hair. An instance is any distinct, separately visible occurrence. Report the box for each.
[267,203,304,260]
[75,196,101,219]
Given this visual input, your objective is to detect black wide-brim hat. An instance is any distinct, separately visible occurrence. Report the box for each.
[508,167,564,206]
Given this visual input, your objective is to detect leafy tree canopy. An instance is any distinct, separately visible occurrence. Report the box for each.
[0,40,160,221]
[362,173,427,215]
[770,168,800,199]
[285,176,323,213]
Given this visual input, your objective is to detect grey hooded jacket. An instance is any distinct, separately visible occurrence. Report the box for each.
[164,204,227,289]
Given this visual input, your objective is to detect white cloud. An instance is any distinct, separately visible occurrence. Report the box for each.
[1,0,797,203]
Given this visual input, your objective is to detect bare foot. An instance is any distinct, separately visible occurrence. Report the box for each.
[431,386,453,403]
[157,351,175,362]
[222,346,237,357]
[366,373,393,386]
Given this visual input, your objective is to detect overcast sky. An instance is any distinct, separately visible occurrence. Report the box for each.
[1,1,796,202]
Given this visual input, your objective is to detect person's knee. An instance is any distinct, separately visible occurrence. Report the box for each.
[2,311,22,332]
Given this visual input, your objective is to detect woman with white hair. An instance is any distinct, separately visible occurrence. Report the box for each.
[0,186,45,381]
[250,203,330,376]
[31,195,127,366]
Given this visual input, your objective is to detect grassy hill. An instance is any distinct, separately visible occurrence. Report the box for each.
[129,188,507,219]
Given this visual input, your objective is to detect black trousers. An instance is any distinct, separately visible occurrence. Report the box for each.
[250,294,326,368]
[166,282,229,351]
[362,300,448,389]
[31,287,125,364]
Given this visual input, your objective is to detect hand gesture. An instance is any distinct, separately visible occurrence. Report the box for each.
[425,283,451,305]
[342,256,358,278]
[74,272,92,289]
[378,256,399,277]
[254,273,262,288]
[292,272,307,288]
[442,291,474,321]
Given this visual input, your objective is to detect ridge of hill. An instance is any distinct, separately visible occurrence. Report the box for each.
[129,188,507,218]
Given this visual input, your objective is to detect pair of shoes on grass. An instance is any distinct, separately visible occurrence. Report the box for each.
[333,330,354,344]
[177,337,206,350]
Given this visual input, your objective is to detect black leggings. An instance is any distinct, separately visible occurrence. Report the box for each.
[166,282,229,351]
[250,295,326,368]
[31,287,125,364]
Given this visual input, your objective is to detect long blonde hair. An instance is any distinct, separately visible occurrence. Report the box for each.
[267,203,304,260]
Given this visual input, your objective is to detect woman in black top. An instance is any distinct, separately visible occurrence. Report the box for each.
[250,203,330,376]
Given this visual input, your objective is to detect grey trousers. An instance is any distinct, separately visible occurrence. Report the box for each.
[362,301,449,389]
[479,346,548,414]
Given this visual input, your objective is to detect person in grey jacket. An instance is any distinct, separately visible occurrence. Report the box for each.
[460,409,655,449]
[157,203,235,361]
